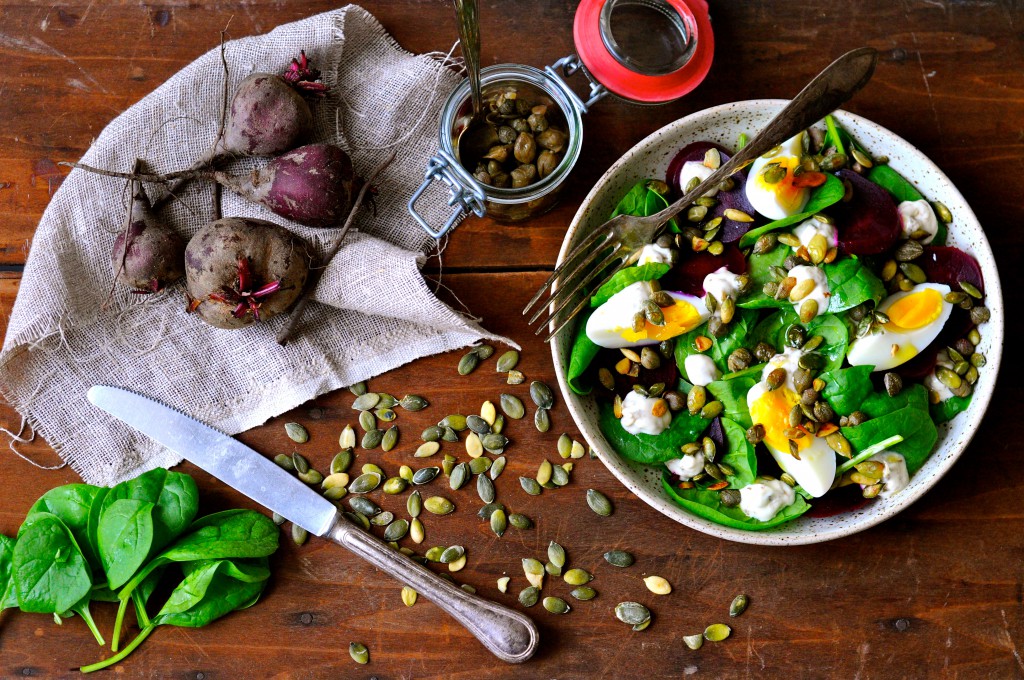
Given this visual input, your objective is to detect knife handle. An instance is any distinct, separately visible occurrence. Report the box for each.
[326,514,539,663]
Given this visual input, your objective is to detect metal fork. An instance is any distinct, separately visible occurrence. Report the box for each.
[524,47,878,342]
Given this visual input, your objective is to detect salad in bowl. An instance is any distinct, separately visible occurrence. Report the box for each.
[562,107,997,536]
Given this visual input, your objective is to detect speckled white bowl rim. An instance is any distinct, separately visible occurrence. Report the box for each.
[551,99,1004,545]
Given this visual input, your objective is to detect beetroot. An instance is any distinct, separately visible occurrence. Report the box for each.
[217,73,313,157]
[658,244,748,297]
[213,144,359,228]
[917,246,984,294]
[832,169,901,255]
[111,180,185,293]
[666,141,759,243]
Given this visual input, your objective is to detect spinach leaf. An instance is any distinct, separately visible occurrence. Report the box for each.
[20,484,103,570]
[567,311,601,395]
[820,365,875,416]
[719,417,757,487]
[930,394,972,424]
[662,475,811,530]
[859,383,929,419]
[823,257,886,313]
[611,179,680,231]
[674,309,759,379]
[737,174,845,248]
[154,558,269,628]
[808,313,849,372]
[867,165,923,203]
[737,246,792,309]
[98,499,156,590]
[66,596,105,646]
[11,513,92,614]
[1,534,17,611]
[101,468,199,554]
[590,263,670,308]
[843,392,938,473]
[86,486,109,572]
[598,401,709,464]
[707,376,756,429]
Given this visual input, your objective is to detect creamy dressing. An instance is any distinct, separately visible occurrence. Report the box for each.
[619,390,672,436]
[762,346,805,392]
[898,199,939,244]
[684,354,720,386]
[739,479,796,521]
[665,452,705,481]
[924,366,955,402]
[788,265,830,318]
[868,451,910,498]
[637,243,675,266]
[678,160,719,197]
[792,216,836,248]
[702,267,744,302]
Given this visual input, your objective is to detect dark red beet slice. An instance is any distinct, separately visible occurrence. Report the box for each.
[707,417,725,451]
[658,244,748,297]
[592,349,681,397]
[832,169,901,255]
[666,141,760,243]
[917,246,985,294]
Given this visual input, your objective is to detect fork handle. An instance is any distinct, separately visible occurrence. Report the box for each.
[656,47,878,227]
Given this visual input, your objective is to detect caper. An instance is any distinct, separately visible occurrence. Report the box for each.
[514,132,537,164]
[537,150,559,178]
[483,144,510,163]
[536,128,567,153]
[527,111,549,133]
[727,348,752,373]
[754,342,777,363]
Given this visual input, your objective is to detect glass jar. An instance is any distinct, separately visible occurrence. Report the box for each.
[408,0,713,238]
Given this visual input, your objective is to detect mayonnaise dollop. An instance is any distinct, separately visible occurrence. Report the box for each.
[868,451,910,498]
[792,216,837,249]
[898,199,939,244]
[678,161,719,198]
[619,390,672,436]
[684,354,720,387]
[703,267,744,302]
[666,452,705,481]
[739,479,797,521]
[637,243,675,266]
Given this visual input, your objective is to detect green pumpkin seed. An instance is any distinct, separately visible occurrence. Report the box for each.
[440,545,465,563]
[644,575,671,595]
[272,511,286,525]
[523,557,545,575]
[442,426,459,443]
[440,414,468,431]
[291,523,308,546]
[285,422,309,443]
[441,454,457,477]
[548,541,566,568]
[557,433,572,459]
[358,410,376,432]
[349,472,382,494]
[496,349,520,372]
[500,394,526,420]
[509,513,532,530]
[587,489,613,516]
[730,594,749,617]
[466,415,491,435]
[424,496,455,515]
[497,577,510,593]
[461,583,476,593]
[401,586,417,607]
[474,344,495,359]
[348,381,367,396]
[960,280,983,299]
[274,453,295,471]
[520,476,542,495]
[534,407,551,433]
[543,596,570,614]
[519,586,540,607]
[490,508,507,537]
[398,465,413,483]
[371,510,395,527]
[604,550,634,567]
[704,623,731,642]
[412,467,440,485]
[425,546,445,562]
[362,429,384,449]
[545,561,562,577]
[481,433,509,452]
[490,456,507,480]
[700,400,724,420]
[570,441,585,459]
[550,464,569,487]
[415,441,440,458]
[477,502,505,520]
[382,476,407,495]
[323,486,347,501]
[291,452,310,474]
[530,381,555,409]
[466,432,484,458]
[492,414,505,434]
[536,459,553,486]
[298,469,323,485]
[615,602,651,626]
[352,393,381,411]
[407,490,423,518]
[570,586,597,601]
[344,511,370,530]
[469,457,491,475]
[477,474,496,503]
[507,370,526,385]
[422,425,444,442]
[375,408,397,423]
[349,496,380,516]
[361,463,384,476]
[348,642,369,664]
[377,393,398,409]
[450,462,470,490]
[409,518,425,544]
[458,351,481,375]
[683,634,704,650]
[400,394,429,411]
[380,426,398,452]
[564,568,592,586]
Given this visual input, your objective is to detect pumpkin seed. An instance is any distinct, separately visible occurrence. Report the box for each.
[604,550,634,567]
[349,496,380,517]
[440,545,465,563]
[349,642,369,665]
[509,513,532,529]
[520,477,542,495]
[465,432,484,458]
[323,472,350,490]
[534,407,551,433]
[458,351,481,375]
[700,400,724,420]
[349,381,367,396]
[424,496,455,515]
[683,634,704,650]
[377,393,398,409]
[383,476,407,495]
[564,568,592,586]
[425,546,445,562]
[481,433,509,453]
[401,586,418,607]
[477,474,496,503]
[933,201,953,223]
[496,350,520,372]
[477,502,505,520]
[362,463,384,476]
[491,508,507,537]
[545,560,562,577]
[550,464,569,487]
[374,408,396,424]
[398,465,413,483]
[440,414,468,431]
[899,262,927,284]
[543,596,570,614]
[400,394,429,411]
[449,462,470,490]
[587,489,613,516]
[724,208,753,222]
[415,441,440,458]
[290,523,308,545]
[442,454,457,477]
[344,510,370,530]
[492,415,505,434]
[704,623,732,642]
[554,433,570,459]
[490,456,507,480]
[536,459,553,485]
[469,457,491,476]
[523,557,544,576]
[529,381,555,409]
[644,575,671,595]
[687,385,706,414]
[274,453,295,471]
[570,586,597,601]
[615,602,651,626]
[411,466,439,485]
[349,472,382,494]
[500,394,526,420]
[570,441,585,459]
[547,541,566,568]
[474,344,495,359]
[298,469,323,485]
[421,425,443,442]
[730,594,749,617]
[481,400,497,425]
[272,512,286,525]
[492,577,509,594]
[519,586,540,607]
[362,429,384,449]
[291,452,310,474]
[352,393,381,411]
[371,511,394,527]
[285,422,309,444]
[443,426,459,442]
[405,491,423,519]
[507,370,526,385]
[466,415,491,435]
[449,554,467,572]
[378,426,398,452]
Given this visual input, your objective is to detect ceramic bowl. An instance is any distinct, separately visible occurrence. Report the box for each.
[550,100,1003,545]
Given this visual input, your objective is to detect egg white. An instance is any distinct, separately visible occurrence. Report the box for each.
[847,282,953,371]
[586,282,709,349]
[744,132,810,221]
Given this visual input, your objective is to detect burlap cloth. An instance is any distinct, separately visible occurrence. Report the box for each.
[0,6,509,486]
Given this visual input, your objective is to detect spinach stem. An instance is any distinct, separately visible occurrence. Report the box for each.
[132,590,152,629]
[825,115,845,156]
[80,625,155,674]
[73,602,106,646]
[794,434,904,498]
[111,596,131,652]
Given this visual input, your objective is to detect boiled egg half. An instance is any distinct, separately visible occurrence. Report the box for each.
[847,282,953,372]
[744,132,811,220]
[586,281,709,349]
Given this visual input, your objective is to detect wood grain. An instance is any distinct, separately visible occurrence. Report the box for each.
[2,0,1024,678]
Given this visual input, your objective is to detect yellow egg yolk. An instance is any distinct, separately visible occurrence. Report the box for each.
[749,387,811,454]
[885,288,944,331]
[620,298,705,343]
[754,156,808,215]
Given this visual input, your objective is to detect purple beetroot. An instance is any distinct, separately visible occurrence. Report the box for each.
[666,141,760,243]
[659,244,748,298]
[832,169,901,255]
[112,179,185,293]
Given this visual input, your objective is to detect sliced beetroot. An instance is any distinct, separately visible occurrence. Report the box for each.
[666,141,759,243]
[658,244,748,297]
[707,417,725,451]
[832,169,901,255]
[917,246,985,295]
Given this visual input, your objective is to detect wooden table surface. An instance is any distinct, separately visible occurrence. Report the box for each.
[2,1,1022,678]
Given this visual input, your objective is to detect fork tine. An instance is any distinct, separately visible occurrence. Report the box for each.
[531,247,625,336]
[522,223,614,315]
[526,239,614,325]
[541,258,629,343]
